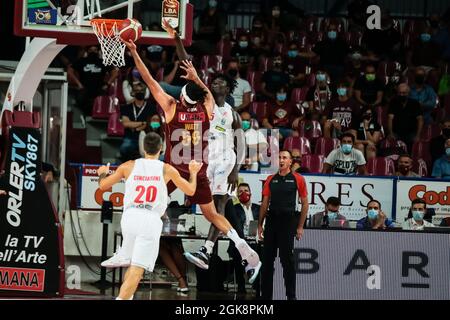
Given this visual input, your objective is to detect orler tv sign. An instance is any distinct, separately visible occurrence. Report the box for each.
[0,127,64,297]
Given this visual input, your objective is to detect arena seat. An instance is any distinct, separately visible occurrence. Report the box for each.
[301,16,318,33]
[412,140,432,168]
[297,120,322,143]
[283,136,311,154]
[107,78,126,105]
[413,158,429,177]
[198,69,213,87]
[216,39,232,61]
[366,157,396,176]
[107,108,124,137]
[343,31,363,49]
[248,102,267,124]
[200,55,223,72]
[247,71,263,95]
[314,137,340,156]
[290,87,310,104]
[421,123,442,141]
[379,138,408,155]
[258,57,271,72]
[301,154,324,173]
[91,95,115,119]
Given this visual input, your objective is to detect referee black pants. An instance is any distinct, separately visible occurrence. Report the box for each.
[261,214,297,300]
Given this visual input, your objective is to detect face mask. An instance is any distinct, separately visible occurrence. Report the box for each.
[239,41,248,48]
[134,92,145,101]
[242,120,251,131]
[365,73,376,81]
[367,209,379,220]
[398,165,410,175]
[316,74,326,82]
[228,69,238,78]
[272,10,280,17]
[352,52,362,60]
[252,37,261,45]
[328,31,337,40]
[273,61,282,68]
[238,192,251,203]
[209,0,217,8]
[363,114,372,121]
[446,147,450,157]
[327,211,338,220]
[337,88,347,96]
[398,95,408,103]
[442,128,450,138]
[277,93,287,101]
[412,210,424,221]
[150,122,161,129]
[420,33,431,42]
[341,144,353,154]
[287,50,298,58]
[415,75,425,84]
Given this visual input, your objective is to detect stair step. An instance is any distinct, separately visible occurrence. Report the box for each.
[86,140,101,147]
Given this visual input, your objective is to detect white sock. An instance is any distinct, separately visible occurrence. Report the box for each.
[227,228,245,246]
[116,297,123,300]
[116,294,134,300]
[204,240,215,254]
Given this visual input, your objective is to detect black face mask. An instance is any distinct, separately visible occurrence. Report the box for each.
[443,128,450,138]
[363,114,372,121]
[228,69,238,78]
[398,96,408,103]
[87,52,98,60]
[415,75,425,85]
[134,92,145,101]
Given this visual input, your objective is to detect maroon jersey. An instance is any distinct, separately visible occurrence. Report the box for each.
[164,101,210,175]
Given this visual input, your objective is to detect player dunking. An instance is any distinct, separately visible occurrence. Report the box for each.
[98,132,202,300]
[123,24,261,282]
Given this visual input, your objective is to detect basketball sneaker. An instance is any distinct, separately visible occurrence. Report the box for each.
[184,246,210,270]
[237,242,262,284]
[101,253,130,268]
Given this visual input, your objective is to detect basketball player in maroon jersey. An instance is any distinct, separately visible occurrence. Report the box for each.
[123,32,261,282]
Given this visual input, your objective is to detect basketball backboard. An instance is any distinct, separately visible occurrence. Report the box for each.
[14,0,193,46]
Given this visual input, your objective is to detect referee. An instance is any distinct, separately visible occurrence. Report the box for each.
[258,150,309,300]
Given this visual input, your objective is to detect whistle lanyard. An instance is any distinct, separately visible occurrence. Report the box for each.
[133,102,146,121]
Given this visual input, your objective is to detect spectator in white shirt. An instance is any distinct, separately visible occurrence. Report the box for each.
[122,67,150,104]
[402,198,435,231]
[226,59,252,112]
[240,111,268,171]
[322,132,368,175]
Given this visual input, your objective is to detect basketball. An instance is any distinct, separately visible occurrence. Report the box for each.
[119,18,142,42]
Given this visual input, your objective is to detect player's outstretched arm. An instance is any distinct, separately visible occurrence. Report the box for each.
[123,40,176,116]
[163,19,189,61]
[98,162,128,190]
[179,60,215,116]
[164,161,202,196]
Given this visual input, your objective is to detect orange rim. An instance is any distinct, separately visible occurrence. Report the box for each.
[91,18,124,36]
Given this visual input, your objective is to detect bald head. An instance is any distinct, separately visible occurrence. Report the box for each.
[397,83,410,96]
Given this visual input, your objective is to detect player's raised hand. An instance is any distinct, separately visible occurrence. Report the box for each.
[180,60,199,81]
[98,163,110,176]
[188,160,203,174]
[162,19,177,38]
[122,39,137,53]
[227,171,239,193]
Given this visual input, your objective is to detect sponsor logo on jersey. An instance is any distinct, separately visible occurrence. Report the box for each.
[178,112,206,123]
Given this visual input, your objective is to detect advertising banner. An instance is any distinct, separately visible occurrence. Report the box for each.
[0,127,64,297]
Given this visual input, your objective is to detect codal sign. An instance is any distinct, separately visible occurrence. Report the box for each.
[396,179,450,222]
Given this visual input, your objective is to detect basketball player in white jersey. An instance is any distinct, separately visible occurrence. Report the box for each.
[184,73,247,268]
[97,132,202,300]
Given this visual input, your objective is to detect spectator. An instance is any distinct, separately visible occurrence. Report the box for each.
[430,118,450,164]
[305,71,332,116]
[139,113,165,159]
[309,196,349,228]
[309,23,350,83]
[323,132,367,175]
[395,154,420,177]
[353,64,384,109]
[408,67,438,125]
[160,58,186,99]
[262,86,300,140]
[226,59,252,112]
[283,42,309,88]
[350,106,381,159]
[387,83,424,152]
[231,34,252,69]
[432,9,450,62]
[407,25,442,70]
[402,198,434,231]
[431,138,450,179]
[192,0,226,55]
[344,50,366,88]
[240,111,268,172]
[291,149,310,174]
[356,199,395,230]
[261,55,290,101]
[146,45,165,71]
[122,67,150,104]
[228,183,261,293]
[120,83,157,162]
[67,45,118,116]
[323,80,361,139]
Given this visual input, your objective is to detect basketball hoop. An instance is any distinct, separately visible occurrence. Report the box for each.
[91,19,126,67]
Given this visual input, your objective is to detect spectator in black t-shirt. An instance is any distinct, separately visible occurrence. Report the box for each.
[67,45,118,116]
[350,106,382,159]
[323,80,361,139]
[406,25,442,70]
[430,118,450,165]
[261,55,290,101]
[353,64,384,108]
[119,83,157,162]
[231,34,252,69]
[387,83,424,152]
[305,71,332,119]
[283,42,309,89]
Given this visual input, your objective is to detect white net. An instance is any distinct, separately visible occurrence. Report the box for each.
[91,20,126,67]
